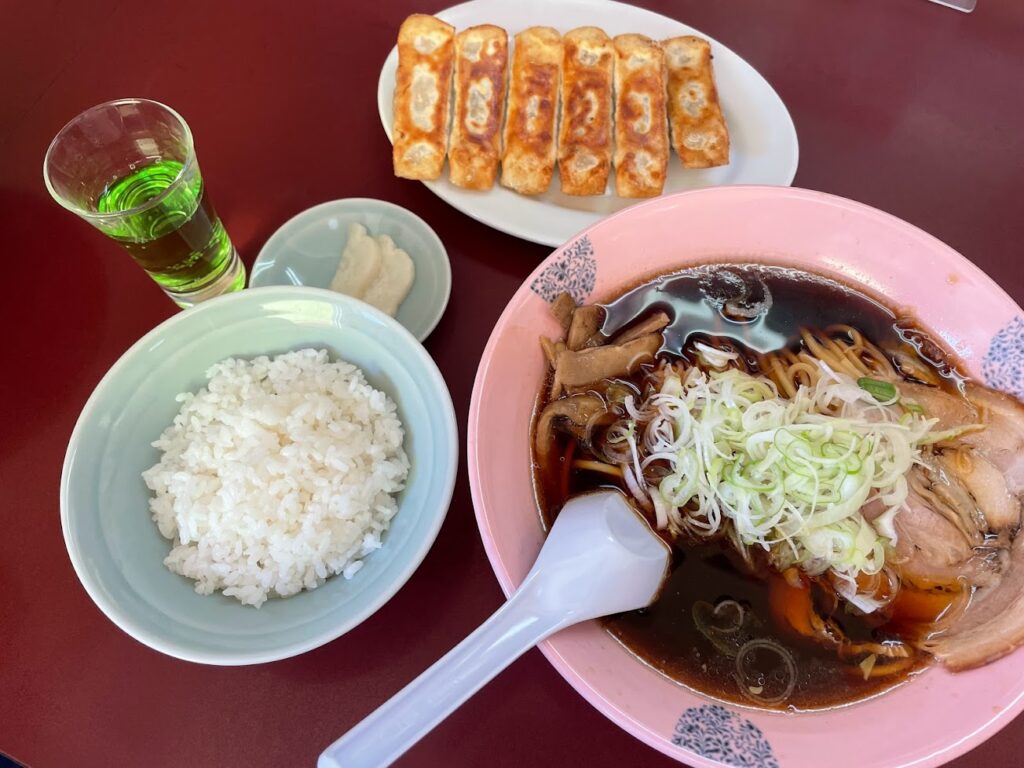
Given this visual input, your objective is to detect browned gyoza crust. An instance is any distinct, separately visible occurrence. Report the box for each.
[392,14,455,180]
[449,25,509,190]
[613,34,669,198]
[663,35,730,168]
[558,27,614,196]
[501,26,562,195]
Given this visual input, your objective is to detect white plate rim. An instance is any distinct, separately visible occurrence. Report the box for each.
[377,0,800,246]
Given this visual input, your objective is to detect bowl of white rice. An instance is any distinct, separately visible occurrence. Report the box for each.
[60,286,458,665]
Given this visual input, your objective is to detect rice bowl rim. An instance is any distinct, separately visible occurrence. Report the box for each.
[60,285,458,665]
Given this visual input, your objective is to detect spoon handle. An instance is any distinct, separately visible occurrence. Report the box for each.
[318,576,565,768]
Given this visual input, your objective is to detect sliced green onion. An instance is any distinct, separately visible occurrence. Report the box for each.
[627,365,944,598]
[857,377,897,402]
[917,423,985,445]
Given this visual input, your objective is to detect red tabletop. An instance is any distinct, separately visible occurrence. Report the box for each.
[3,1,1024,766]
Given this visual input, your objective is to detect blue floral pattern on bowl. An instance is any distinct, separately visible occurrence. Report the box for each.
[530,235,597,304]
[672,705,779,768]
[982,316,1024,400]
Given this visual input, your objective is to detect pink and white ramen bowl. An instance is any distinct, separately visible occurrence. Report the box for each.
[469,186,1024,768]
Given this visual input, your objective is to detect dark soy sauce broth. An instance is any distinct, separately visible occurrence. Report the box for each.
[534,265,960,711]
[602,264,961,384]
[605,543,923,711]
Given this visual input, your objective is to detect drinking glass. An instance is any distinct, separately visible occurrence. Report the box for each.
[44,98,245,307]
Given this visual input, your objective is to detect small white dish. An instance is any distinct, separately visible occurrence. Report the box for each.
[376,0,799,247]
[251,198,452,342]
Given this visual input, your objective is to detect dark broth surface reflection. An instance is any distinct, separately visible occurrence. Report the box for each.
[602,264,961,384]
[606,543,926,711]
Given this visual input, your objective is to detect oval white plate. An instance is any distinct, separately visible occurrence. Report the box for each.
[376,0,799,247]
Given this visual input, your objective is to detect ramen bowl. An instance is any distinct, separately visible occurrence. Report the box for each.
[468,186,1024,768]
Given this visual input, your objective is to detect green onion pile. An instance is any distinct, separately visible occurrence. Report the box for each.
[610,364,945,593]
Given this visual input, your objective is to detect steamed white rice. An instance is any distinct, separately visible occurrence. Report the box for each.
[142,348,409,607]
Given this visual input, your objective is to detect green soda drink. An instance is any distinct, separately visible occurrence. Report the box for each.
[44,99,244,307]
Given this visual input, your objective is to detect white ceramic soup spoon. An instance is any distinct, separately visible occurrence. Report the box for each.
[318,490,671,768]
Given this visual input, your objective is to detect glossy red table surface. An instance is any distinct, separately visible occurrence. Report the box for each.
[2,1,1023,766]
